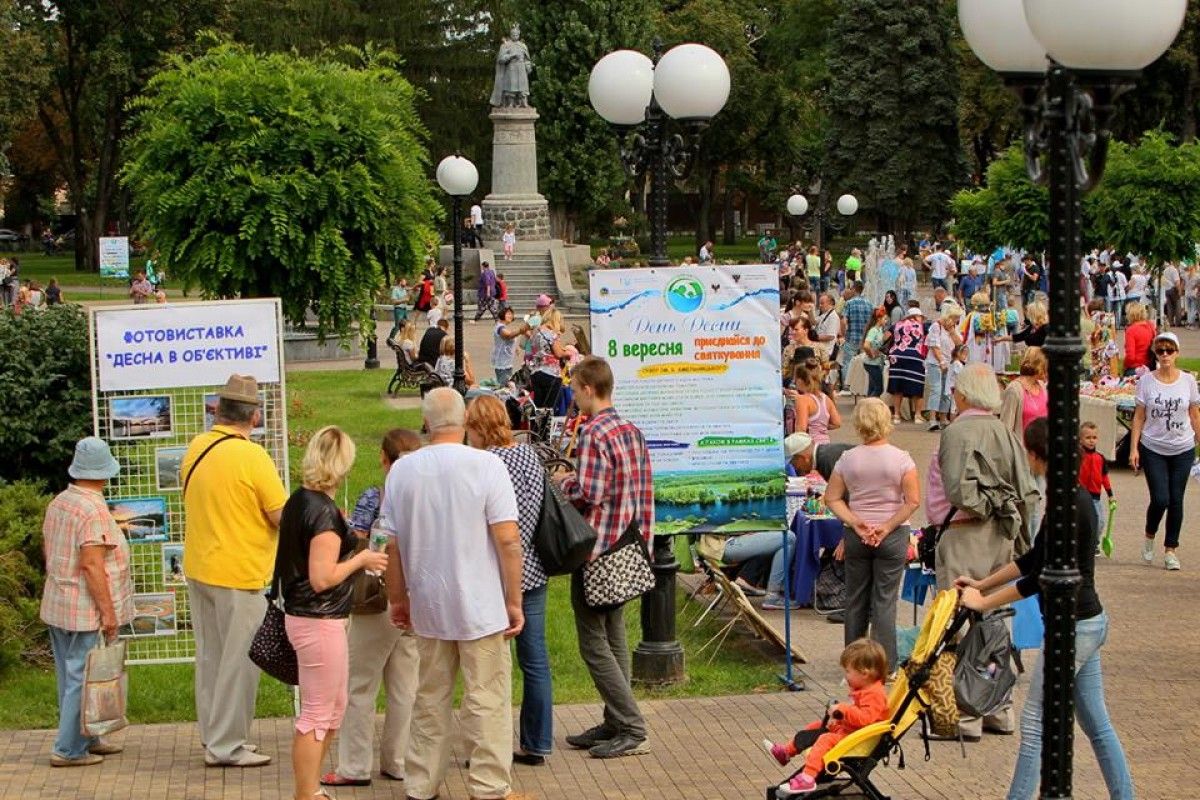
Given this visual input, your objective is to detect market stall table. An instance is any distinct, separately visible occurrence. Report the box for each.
[787,511,844,606]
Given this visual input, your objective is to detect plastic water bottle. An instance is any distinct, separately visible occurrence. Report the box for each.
[367,524,389,575]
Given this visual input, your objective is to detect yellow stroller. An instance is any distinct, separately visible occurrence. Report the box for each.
[765,589,967,800]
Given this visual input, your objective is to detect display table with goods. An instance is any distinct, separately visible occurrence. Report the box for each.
[1079,378,1139,461]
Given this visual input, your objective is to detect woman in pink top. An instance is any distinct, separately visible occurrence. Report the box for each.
[791,360,841,445]
[824,398,921,669]
[999,347,1049,439]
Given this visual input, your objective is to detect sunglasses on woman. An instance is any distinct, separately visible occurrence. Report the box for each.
[1154,347,1178,356]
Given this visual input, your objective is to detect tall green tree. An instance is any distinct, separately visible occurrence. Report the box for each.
[1090,131,1200,262]
[824,0,965,237]
[515,0,654,241]
[122,44,441,342]
[950,146,1048,253]
[14,0,226,271]
[228,0,510,198]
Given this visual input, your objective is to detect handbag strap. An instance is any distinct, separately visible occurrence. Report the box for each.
[182,433,238,495]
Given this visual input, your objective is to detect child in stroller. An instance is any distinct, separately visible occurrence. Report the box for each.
[762,639,890,796]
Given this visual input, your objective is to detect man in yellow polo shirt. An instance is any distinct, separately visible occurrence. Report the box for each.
[182,374,287,768]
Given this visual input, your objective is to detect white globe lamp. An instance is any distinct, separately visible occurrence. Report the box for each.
[588,50,655,126]
[1023,0,1186,73]
[435,155,478,197]
[786,194,809,216]
[836,194,859,216]
[653,43,730,122]
[958,0,1047,75]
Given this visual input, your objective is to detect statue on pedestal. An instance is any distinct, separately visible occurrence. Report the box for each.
[490,24,533,108]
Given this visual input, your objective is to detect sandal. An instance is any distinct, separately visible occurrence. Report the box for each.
[319,772,370,787]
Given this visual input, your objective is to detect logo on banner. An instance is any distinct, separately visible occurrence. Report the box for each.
[664,276,705,314]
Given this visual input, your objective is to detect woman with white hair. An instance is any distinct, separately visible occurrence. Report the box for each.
[824,399,920,668]
[923,304,963,431]
[925,363,1039,740]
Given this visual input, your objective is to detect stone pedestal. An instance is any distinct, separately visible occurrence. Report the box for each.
[482,106,551,242]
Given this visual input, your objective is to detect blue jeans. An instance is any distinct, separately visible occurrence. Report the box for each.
[808,276,821,295]
[722,531,796,594]
[864,363,884,398]
[49,626,100,759]
[925,362,949,413]
[1139,443,1192,549]
[515,584,553,755]
[932,277,948,290]
[1006,613,1133,800]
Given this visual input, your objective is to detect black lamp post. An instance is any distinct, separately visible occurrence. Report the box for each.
[588,40,730,683]
[436,154,479,395]
[958,1,1184,797]
[786,189,858,272]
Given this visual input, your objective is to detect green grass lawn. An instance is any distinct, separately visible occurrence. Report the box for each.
[0,251,148,288]
[0,368,783,730]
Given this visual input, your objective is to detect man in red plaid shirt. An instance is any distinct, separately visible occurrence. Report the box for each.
[558,356,653,759]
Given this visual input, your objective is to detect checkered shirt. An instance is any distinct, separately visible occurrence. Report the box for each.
[561,407,654,557]
[842,296,874,345]
[39,485,134,632]
[489,444,549,591]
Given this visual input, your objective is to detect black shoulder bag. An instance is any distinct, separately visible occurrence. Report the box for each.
[917,509,957,572]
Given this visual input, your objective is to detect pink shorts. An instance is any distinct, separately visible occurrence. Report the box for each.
[285,615,349,740]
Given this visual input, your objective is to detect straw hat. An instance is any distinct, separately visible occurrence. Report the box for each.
[218,374,260,405]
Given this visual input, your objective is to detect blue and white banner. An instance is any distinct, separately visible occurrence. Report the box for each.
[589,266,785,534]
[92,299,283,392]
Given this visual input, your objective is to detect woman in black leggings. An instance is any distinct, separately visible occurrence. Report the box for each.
[1129,332,1200,571]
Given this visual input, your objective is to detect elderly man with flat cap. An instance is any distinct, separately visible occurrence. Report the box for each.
[785,431,852,482]
[182,374,287,767]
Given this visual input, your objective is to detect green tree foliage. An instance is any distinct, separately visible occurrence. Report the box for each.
[956,38,1019,184]
[0,305,92,490]
[227,0,510,199]
[0,481,53,668]
[13,0,226,270]
[1089,131,1200,262]
[952,132,1200,261]
[122,44,441,342]
[824,0,965,236]
[950,146,1048,253]
[515,0,654,240]
[1111,0,1200,142]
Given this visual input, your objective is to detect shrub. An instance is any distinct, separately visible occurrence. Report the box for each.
[0,480,52,668]
[0,305,93,490]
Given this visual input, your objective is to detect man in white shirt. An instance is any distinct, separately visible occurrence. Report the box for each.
[470,203,484,248]
[813,292,841,363]
[381,388,524,800]
[924,245,955,292]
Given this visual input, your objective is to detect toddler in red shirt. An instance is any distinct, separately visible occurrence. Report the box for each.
[1079,421,1114,549]
[764,639,890,796]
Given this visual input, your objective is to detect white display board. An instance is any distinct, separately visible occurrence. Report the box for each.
[589,265,786,535]
[98,237,130,280]
[93,298,282,391]
[89,299,289,664]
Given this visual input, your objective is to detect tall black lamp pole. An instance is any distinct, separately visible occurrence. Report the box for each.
[589,39,730,684]
[958,1,1182,796]
[436,154,479,396]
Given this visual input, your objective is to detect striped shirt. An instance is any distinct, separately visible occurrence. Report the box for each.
[39,485,134,632]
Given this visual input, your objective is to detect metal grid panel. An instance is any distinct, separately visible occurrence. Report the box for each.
[89,301,289,664]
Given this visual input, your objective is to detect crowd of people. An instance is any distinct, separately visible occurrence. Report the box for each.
[38,359,655,800]
[32,234,1200,800]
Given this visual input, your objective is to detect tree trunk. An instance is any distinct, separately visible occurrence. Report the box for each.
[721,187,736,246]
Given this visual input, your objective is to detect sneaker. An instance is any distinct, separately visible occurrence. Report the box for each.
[735,577,766,597]
[205,749,272,767]
[776,773,817,797]
[836,389,852,397]
[761,593,788,611]
[50,753,103,767]
[1165,552,1181,571]
[88,740,124,755]
[927,421,942,432]
[565,724,617,750]
[892,417,903,425]
[1142,538,1155,564]
[588,734,649,759]
[762,739,790,767]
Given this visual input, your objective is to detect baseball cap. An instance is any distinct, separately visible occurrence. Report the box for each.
[1153,332,1180,349]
